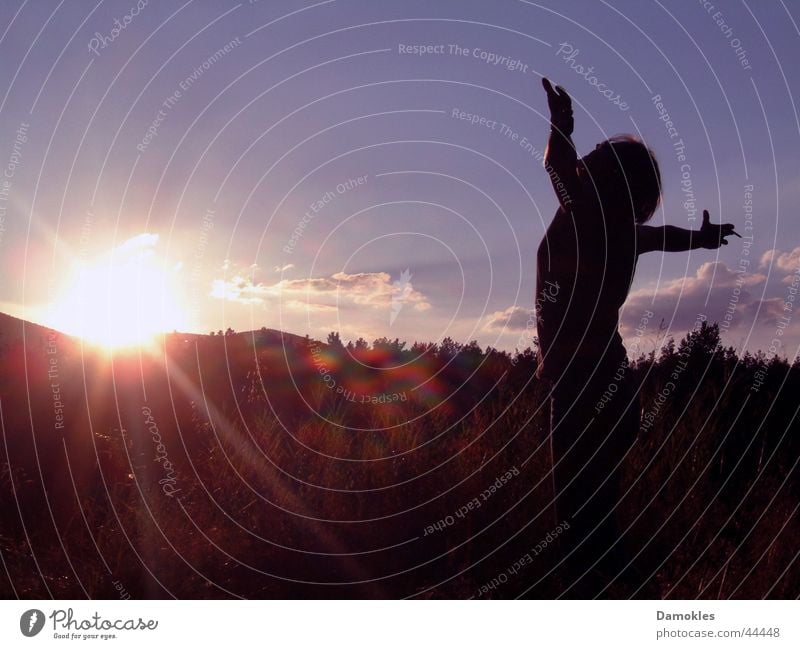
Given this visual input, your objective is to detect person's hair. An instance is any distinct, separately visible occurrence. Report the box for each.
[601,135,662,224]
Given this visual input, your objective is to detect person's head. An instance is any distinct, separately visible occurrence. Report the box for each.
[578,135,661,224]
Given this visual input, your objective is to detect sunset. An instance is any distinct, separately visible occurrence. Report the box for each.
[1,4,797,355]
[44,233,187,349]
[0,1,798,645]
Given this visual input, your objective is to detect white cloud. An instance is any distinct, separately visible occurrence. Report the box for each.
[759,247,800,285]
[621,261,766,337]
[109,233,159,260]
[209,274,267,305]
[284,300,338,313]
[482,305,535,334]
[760,246,800,273]
[210,269,432,315]
[740,297,786,326]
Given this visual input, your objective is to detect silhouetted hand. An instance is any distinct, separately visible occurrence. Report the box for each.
[699,209,740,248]
[542,77,573,135]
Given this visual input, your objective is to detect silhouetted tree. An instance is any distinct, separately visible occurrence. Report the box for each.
[411,341,437,357]
[373,337,406,353]
[438,337,461,360]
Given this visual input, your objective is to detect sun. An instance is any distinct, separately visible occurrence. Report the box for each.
[46,234,187,350]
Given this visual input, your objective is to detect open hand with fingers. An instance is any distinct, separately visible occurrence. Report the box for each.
[542,77,574,135]
[699,209,740,249]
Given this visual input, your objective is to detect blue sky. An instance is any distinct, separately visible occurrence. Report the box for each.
[1,0,798,355]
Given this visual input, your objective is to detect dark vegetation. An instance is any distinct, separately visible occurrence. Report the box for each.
[0,313,797,598]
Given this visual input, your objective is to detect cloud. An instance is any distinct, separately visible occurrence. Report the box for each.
[482,305,535,334]
[284,300,338,313]
[759,247,800,284]
[209,274,267,305]
[110,233,159,260]
[739,297,786,327]
[209,269,432,314]
[476,262,798,354]
[621,261,766,337]
[274,263,295,272]
[760,247,800,272]
[280,271,431,310]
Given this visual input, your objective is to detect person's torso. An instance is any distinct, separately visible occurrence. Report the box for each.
[535,205,638,379]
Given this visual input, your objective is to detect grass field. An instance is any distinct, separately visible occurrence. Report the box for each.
[1,316,797,598]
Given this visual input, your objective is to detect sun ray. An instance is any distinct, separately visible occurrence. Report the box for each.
[44,233,186,350]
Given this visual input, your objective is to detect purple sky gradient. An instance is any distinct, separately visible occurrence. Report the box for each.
[0,0,798,356]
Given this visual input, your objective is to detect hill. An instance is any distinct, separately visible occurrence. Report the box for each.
[0,312,797,599]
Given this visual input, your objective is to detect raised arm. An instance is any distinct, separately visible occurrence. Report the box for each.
[636,210,740,254]
[541,78,581,211]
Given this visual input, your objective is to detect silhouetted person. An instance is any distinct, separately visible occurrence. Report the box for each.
[536,78,738,596]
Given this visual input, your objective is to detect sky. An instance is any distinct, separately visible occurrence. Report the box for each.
[0,0,799,356]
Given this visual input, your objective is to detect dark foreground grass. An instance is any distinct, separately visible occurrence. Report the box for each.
[1,323,797,598]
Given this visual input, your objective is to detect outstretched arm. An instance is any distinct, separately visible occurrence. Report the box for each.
[541,78,581,211]
[637,210,740,254]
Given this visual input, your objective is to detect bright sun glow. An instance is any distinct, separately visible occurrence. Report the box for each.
[46,234,187,350]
